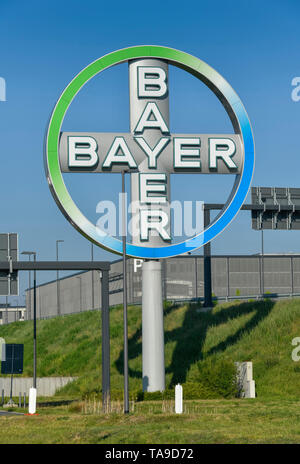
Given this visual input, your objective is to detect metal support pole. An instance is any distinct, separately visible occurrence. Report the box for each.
[203,208,213,307]
[56,243,59,315]
[142,260,165,392]
[291,256,294,296]
[28,258,31,320]
[101,269,110,411]
[33,254,37,389]
[91,244,94,310]
[227,256,230,301]
[10,374,13,403]
[9,344,14,405]
[163,259,167,302]
[122,170,129,414]
[195,256,198,300]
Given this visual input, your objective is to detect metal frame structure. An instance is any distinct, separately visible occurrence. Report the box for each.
[0,260,111,408]
[251,187,300,230]
[203,202,300,307]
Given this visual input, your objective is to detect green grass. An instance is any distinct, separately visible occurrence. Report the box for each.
[0,298,300,399]
[1,399,300,444]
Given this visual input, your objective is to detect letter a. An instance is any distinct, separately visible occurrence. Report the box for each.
[134,102,169,134]
[103,137,137,169]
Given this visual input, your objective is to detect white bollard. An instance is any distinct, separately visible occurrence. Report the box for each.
[245,380,256,399]
[28,387,37,414]
[235,362,256,398]
[175,384,183,414]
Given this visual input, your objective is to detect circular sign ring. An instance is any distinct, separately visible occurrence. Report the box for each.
[45,46,255,259]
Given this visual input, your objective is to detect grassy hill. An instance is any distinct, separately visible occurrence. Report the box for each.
[0,298,300,399]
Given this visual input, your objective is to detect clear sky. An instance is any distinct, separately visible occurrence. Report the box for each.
[0,0,300,304]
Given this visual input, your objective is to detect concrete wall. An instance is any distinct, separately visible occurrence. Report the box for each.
[0,376,76,397]
[0,307,26,325]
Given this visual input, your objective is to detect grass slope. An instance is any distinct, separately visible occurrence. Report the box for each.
[0,298,300,399]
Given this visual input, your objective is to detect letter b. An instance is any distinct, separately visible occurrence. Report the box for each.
[138,67,167,98]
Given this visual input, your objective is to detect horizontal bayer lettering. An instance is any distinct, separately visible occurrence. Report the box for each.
[59,132,243,174]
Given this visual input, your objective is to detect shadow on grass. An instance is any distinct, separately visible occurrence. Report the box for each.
[36,399,77,407]
[115,303,177,380]
[115,299,275,388]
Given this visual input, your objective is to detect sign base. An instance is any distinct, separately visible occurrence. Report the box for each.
[142,260,165,392]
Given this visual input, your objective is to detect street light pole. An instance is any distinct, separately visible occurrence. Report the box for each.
[261,229,264,296]
[27,255,31,320]
[33,253,37,388]
[122,170,129,414]
[56,240,64,316]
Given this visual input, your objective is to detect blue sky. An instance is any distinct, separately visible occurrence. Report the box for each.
[0,0,300,303]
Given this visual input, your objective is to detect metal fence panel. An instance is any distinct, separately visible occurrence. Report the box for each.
[228,257,260,297]
[21,254,300,323]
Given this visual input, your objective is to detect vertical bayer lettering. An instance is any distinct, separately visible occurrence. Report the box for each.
[131,62,171,244]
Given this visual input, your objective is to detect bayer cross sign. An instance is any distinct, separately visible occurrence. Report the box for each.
[45,46,254,392]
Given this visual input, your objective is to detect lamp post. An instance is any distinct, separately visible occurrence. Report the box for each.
[56,240,64,315]
[76,276,82,312]
[261,229,264,296]
[23,254,31,320]
[21,251,37,389]
[121,168,138,414]
[122,170,129,414]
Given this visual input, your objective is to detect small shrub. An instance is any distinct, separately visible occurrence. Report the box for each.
[135,380,232,402]
[197,357,238,398]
